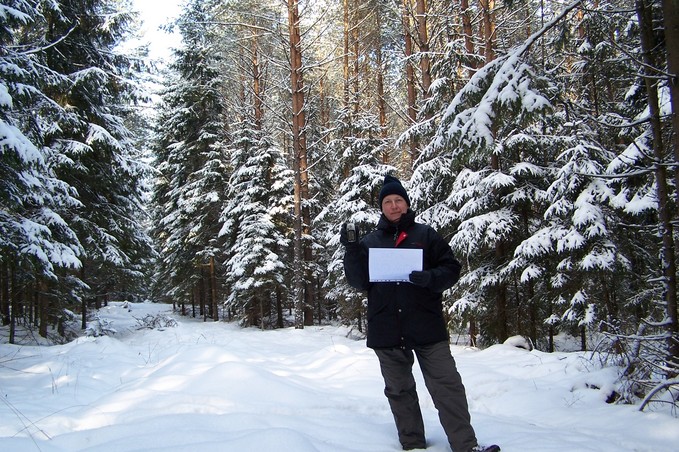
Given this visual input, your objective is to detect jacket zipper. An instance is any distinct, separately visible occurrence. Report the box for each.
[394,230,408,247]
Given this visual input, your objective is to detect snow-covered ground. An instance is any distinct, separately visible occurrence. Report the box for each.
[0,302,677,451]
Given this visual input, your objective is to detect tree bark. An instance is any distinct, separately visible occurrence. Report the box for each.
[375,10,389,163]
[637,0,679,366]
[662,0,679,363]
[199,270,207,321]
[9,265,17,344]
[38,279,48,338]
[662,0,679,206]
[415,0,431,100]
[480,0,507,342]
[80,267,87,330]
[402,0,418,164]
[352,0,360,115]
[343,0,350,110]
[1,262,9,326]
[276,286,284,328]
[479,0,495,63]
[191,285,196,318]
[252,32,263,129]
[460,0,476,75]
[287,0,311,329]
[210,256,218,321]
[341,0,352,179]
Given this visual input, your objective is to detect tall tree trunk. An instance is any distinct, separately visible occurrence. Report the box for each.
[375,11,389,163]
[415,0,431,101]
[259,297,264,330]
[402,0,417,165]
[1,262,9,326]
[460,0,478,343]
[29,280,35,327]
[469,317,478,347]
[80,267,87,330]
[460,0,476,75]
[663,0,679,206]
[191,285,196,318]
[288,0,311,329]
[481,0,507,341]
[352,0,360,115]
[479,0,495,62]
[238,45,247,122]
[252,32,263,129]
[662,0,679,365]
[38,279,48,338]
[581,325,587,351]
[343,0,351,110]
[210,256,218,321]
[199,271,207,321]
[548,323,555,353]
[495,241,509,341]
[638,0,679,367]
[9,265,17,344]
[320,76,330,144]
[342,0,352,178]
[276,286,284,328]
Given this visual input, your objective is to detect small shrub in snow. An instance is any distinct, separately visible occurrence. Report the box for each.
[135,313,178,330]
[86,316,117,337]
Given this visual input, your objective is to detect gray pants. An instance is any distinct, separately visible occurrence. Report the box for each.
[374,341,477,452]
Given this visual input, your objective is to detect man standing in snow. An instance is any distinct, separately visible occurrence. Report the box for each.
[341,174,499,452]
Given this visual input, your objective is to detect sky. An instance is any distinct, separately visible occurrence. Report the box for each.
[0,302,677,452]
[130,0,184,62]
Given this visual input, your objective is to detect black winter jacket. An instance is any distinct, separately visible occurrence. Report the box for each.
[343,209,461,349]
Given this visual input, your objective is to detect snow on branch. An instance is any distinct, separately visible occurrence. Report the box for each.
[433,0,584,153]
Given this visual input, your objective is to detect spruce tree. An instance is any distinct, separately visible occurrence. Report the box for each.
[317,110,395,331]
[220,123,293,327]
[36,0,153,312]
[151,0,229,317]
[0,0,82,274]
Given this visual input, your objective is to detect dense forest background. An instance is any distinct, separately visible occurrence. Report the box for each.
[1,0,678,410]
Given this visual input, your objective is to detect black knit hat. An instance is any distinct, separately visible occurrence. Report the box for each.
[378,174,410,207]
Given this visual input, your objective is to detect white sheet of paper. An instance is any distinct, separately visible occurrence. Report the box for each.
[369,248,423,282]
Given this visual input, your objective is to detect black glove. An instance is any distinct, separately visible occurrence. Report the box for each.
[409,270,432,287]
[340,223,359,247]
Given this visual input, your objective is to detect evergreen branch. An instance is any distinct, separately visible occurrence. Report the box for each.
[17,21,80,56]
[513,0,585,59]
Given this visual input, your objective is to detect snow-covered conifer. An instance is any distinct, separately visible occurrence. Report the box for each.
[220,123,293,327]
[317,110,395,330]
[151,0,229,317]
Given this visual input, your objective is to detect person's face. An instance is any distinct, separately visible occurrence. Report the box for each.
[381,194,408,223]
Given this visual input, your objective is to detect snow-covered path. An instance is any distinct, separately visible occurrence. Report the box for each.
[0,302,676,451]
